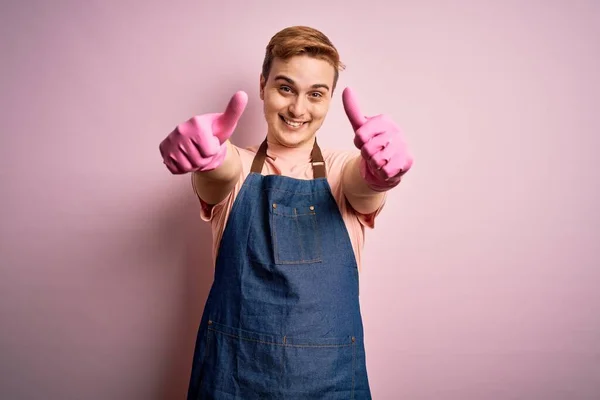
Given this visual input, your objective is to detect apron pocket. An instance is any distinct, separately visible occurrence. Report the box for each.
[202,321,285,396]
[282,336,357,399]
[270,203,322,265]
[203,321,357,398]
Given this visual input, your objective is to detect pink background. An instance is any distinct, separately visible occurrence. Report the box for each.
[1,1,599,399]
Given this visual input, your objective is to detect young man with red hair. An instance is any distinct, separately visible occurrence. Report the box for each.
[160,25,412,399]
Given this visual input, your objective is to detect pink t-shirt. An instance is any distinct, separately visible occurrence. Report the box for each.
[194,140,386,271]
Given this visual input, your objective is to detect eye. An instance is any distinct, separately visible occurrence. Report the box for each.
[310,92,324,99]
[279,85,293,93]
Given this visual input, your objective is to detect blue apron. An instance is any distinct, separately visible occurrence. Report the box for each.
[187,139,372,399]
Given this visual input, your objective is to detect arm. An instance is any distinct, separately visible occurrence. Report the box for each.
[342,155,385,215]
[341,87,413,209]
[192,140,242,205]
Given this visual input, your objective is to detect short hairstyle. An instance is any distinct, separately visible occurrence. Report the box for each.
[261,26,345,90]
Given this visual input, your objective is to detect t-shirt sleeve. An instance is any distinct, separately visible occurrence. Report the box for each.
[353,195,386,229]
[191,171,238,223]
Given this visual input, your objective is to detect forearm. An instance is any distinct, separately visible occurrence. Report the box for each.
[341,155,386,215]
[192,141,241,205]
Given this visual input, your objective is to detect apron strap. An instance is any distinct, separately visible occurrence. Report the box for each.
[310,140,326,179]
[250,140,269,175]
[250,138,326,179]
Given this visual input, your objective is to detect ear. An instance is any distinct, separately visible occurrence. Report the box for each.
[259,74,266,100]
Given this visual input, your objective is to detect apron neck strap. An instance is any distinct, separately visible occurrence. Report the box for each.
[250,138,326,179]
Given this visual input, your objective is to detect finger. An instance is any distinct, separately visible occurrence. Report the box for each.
[178,140,202,168]
[384,154,413,177]
[162,157,177,173]
[354,124,384,149]
[370,145,394,171]
[213,91,248,142]
[379,150,407,179]
[170,152,193,173]
[342,87,368,131]
[160,137,184,174]
[179,115,222,157]
[191,130,222,158]
[360,133,389,160]
[354,114,397,149]
[164,153,187,174]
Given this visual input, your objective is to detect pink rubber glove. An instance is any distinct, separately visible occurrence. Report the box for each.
[159,91,248,174]
[342,87,413,192]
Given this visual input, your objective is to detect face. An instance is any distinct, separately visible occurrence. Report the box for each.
[260,55,335,148]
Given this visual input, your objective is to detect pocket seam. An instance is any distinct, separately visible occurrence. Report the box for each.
[207,321,355,348]
[271,203,322,265]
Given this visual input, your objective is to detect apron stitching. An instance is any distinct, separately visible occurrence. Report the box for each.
[351,337,356,399]
[207,327,354,348]
[268,187,330,195]
[292,207,307,262]
[310,208,321,260]
[271,208,279,264]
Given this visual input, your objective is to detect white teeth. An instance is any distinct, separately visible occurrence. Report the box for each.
[283,117,303,128]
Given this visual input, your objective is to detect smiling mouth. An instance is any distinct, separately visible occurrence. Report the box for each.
[280,115,308,128]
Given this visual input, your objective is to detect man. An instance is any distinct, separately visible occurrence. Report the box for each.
[159,26,412,399]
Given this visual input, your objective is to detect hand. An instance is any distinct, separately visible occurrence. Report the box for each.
[342,87,413,191]
[159,91,248,174]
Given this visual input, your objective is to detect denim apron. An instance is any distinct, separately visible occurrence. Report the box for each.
[187,139,372,399]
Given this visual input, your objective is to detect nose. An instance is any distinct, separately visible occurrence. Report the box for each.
[288,96,307,118]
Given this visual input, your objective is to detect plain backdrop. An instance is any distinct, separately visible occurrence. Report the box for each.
[1,0,599,399]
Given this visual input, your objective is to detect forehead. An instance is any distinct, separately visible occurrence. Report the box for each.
[269,55,335,88]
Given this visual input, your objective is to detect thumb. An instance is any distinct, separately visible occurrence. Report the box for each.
[342,87,367,131]
[213,90,248,142]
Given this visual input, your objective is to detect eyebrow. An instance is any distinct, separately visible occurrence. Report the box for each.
[274,75,330,91]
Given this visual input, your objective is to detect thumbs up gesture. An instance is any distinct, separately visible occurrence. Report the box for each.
[342,87,413,191]
[159,91,248,174]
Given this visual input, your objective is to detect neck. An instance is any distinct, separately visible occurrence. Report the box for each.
[265,134,315,162]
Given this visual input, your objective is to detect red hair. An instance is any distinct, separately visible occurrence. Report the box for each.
[261,26,345,90]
